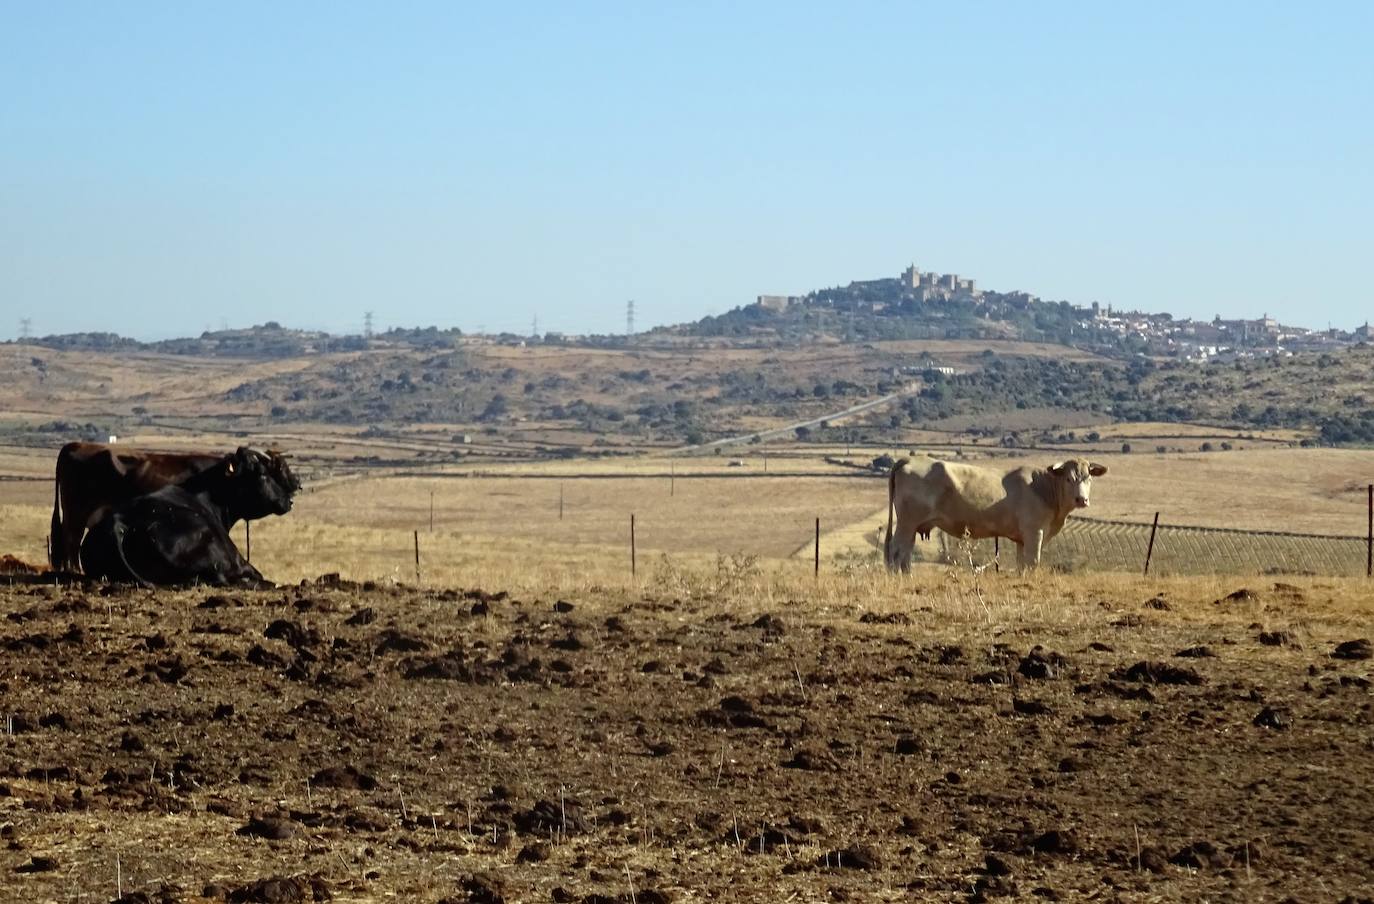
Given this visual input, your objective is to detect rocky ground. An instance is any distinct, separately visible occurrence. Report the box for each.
[1,575,1372,903]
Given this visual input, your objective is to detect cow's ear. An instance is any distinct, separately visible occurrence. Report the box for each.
[1048,461,1068,476]
[1088,463,1108,477]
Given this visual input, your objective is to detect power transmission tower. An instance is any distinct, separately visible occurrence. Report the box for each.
[363,311,374,339]
[532,314,539,338]
[626,299,635,336]
[18,318,32,341]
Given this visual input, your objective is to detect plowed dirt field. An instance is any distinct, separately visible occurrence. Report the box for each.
[2,577,1372,902]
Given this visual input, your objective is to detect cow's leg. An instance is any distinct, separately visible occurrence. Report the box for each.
[1023,527,1045,573]
[60,506,91,572]
[889,519,918,574]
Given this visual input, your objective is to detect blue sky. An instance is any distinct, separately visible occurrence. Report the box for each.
[3,2,1370,338]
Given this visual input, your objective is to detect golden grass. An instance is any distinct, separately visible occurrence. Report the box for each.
[6,484,1373,639]
[241,519,1374,632]
[6,441,1374,624]
[294,474,880,557]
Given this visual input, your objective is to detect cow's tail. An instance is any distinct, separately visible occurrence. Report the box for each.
[884,458,908,568]
[49,474,62,570]
[111,518,155,589]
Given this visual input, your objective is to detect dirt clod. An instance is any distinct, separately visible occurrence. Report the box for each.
[1169,840,1230,869]
[1174,645,1214,658]
[1333,639,1372,660]
[1110,661,1204,685]
[1029,829,1079,856]
[458,872,506,904]
[1017,647,1068,680]
[310,765,377,791]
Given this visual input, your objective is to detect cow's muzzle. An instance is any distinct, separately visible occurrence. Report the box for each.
[1074,497,1088,508]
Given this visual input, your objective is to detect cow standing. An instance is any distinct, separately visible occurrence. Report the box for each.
[49,442,299,573]
[79,447,297,587]
[884,456,1107,573]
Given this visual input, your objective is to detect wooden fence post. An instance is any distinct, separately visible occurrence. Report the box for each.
[1144,512,1160,576]
[630,514,637,579]
[814,517,820,578]
[413,530,421,583]
[559,482,564,520]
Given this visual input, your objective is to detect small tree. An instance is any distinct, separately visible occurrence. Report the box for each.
[1121,442,1132,454]
[1200,442,1214,452]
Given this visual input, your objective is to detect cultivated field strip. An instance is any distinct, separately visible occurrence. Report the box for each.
[937,516,1371,576]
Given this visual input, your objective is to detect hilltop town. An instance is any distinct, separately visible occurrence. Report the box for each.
[720,262,1369,361]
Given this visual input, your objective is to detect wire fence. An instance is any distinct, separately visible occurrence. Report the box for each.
[934,515,1372,577]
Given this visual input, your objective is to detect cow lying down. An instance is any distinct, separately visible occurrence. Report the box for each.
[884,456,1107,573]
[80,447,297,587]
[50,440,299,573]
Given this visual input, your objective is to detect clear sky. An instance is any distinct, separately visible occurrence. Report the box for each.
[3,2,1371,339]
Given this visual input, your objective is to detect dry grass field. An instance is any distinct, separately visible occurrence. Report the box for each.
[4,444,1374,583]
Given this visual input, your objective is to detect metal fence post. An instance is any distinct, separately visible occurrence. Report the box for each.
[814,517,820,578]
[631,514,637,578]
[1367,485,1371,578]
[1144,512,1160,575]
[245,520,251,564]
[413,530,421,583]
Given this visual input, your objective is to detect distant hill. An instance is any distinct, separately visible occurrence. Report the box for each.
[21,323,465,358]
[656,265,1358,363]
[663,282,1123,352]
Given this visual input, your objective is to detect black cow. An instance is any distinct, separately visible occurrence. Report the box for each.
[50,441,299,572]
[79,447,297,587]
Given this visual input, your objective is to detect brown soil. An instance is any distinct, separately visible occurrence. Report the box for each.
[2,579,1372,902]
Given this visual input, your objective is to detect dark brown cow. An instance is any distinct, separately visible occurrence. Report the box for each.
[80,448,295,587]
[49,442,300,573]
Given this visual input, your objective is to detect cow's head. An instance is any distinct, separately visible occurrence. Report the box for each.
[264,449,302,495]
[1048,459,1108,510]
[224,446,298,519]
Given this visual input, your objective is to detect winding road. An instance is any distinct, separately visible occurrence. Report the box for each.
[665,381,922,456]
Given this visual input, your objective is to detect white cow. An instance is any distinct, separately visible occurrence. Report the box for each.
[883,456,1107,573]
